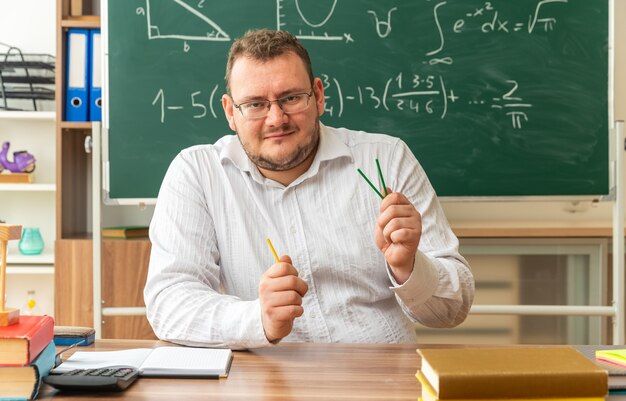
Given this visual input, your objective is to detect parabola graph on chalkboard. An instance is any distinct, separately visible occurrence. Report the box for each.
[104,0,610,202]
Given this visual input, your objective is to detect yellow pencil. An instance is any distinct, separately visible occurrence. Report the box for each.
[266,238,280,263]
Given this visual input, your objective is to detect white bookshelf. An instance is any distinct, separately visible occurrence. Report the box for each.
[0,115,56,316]
[0,183,56,191]
[7,251,55,264]
[7,266,55,275]
[0,111,55,121]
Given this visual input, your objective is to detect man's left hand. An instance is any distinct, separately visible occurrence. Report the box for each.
[374,190,422,284]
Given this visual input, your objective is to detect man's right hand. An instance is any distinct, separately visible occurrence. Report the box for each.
[259,255,308,343]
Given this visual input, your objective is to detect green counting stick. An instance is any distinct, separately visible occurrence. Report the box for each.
[357,159,388,199]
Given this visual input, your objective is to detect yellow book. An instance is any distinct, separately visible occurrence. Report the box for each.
[416,370,605,401]
[417,347,607,399]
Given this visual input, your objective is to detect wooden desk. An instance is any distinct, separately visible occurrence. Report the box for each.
[39,340,423,400]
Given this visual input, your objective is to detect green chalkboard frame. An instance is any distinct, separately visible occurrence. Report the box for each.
[104,0,610,201]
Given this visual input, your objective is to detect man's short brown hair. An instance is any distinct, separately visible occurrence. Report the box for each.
[225,29,314,94]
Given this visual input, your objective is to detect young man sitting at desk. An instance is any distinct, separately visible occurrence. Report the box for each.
[144,29,474,349]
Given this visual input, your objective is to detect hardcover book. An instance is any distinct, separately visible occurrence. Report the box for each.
[0,172,33,183]
[53,326,96,347]
[416,370,605,401]
[417,347,608,399]
[0,340,56,401]
[102,226,149,239]
[0,315,54,366]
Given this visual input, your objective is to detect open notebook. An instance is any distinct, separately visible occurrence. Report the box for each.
[52,346,233,378]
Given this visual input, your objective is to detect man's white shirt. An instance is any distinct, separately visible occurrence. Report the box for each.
[144,123,474,349]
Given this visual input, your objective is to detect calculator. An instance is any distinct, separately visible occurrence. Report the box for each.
[43,366,140,392]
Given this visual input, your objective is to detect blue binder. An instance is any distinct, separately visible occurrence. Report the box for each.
[89,29,102,121]
[65,28,90,121]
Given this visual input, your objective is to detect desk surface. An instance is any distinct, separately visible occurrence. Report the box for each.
[40,340,427,400]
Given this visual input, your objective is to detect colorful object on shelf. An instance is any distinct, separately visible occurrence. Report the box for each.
[25,290,37,315]
[18,227,44,256]
[0,142,36,173]
[0,224,22,326]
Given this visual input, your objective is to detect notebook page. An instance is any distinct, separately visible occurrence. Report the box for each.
[139,347,232,376]
[52,348,153,373]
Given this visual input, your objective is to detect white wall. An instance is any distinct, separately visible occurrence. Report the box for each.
[0,0,55,55]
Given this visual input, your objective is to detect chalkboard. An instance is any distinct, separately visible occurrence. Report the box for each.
[106,0,609,200]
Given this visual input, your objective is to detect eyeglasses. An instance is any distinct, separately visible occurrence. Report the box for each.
[233,91,314,120]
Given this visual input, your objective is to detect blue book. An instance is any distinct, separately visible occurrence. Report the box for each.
[53,329,95,347]
[0,340,56,400]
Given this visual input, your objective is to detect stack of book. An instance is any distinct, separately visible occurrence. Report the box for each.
[416,347,608,401]
[0,315,55,400]
[575,345,626,401]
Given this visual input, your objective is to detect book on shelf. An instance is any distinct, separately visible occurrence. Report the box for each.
[417,347,608,399]
[0,340,56,401]
[52,346,233,378]
[0,172,33,183]
[0,315,54,366]
[576,345,626,390]
[102,225,149,239]
[70,0,96,17]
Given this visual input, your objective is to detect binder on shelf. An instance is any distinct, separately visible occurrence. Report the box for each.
[65,29,90,122]
[89,29,102,121]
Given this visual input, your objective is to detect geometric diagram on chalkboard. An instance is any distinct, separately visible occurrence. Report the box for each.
[145,0,230,42]
[276,0,352,43]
